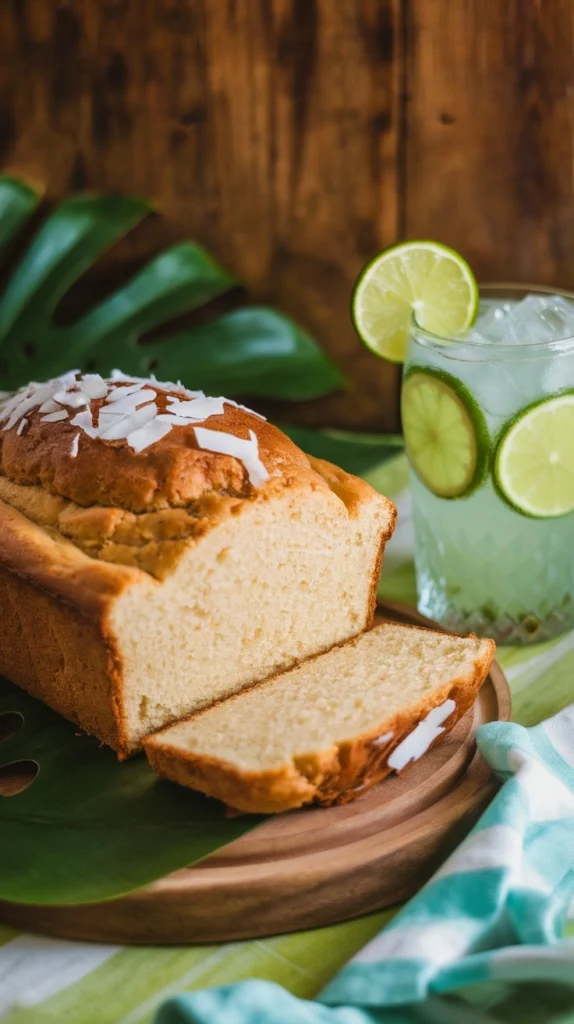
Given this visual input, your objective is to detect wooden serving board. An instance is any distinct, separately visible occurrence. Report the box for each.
[0,602,510,944]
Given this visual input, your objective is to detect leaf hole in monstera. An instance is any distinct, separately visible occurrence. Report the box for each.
[0,711,24,743]
[0,180,344,399]
[0,759,38,797]
[52,247,160,327]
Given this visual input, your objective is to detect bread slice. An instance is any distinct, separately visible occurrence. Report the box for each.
[144,622,495,813]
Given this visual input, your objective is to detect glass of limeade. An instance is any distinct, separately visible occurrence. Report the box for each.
[403,284,574,644]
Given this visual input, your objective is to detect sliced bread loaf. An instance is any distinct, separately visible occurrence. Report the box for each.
[0,371,395,757]
[144,622,495,813]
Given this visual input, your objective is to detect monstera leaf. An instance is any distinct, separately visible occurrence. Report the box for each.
[0,178,343,399]
[280,425,403,477]
[0,676,262,905]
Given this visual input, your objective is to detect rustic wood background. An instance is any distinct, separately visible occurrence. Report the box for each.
[1,0,574,431]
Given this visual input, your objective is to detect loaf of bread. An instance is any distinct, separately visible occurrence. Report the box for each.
[0,371,396,757]
[144,621,495,812]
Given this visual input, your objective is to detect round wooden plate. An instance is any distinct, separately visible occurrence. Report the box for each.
[0,602,510,944]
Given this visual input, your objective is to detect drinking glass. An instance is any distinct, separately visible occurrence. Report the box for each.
[403,284,574,644]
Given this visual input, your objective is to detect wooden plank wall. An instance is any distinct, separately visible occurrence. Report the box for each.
[406,1,574,286]
[1,0,574,431]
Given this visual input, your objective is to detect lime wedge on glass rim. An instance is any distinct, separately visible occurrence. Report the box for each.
[494,393,574,518]
[401,368,489,499]
[352,241,479,362]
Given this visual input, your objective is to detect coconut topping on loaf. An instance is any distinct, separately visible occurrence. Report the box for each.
[0,370,358,580]
[0,370,269,486]
[0,370,312,513]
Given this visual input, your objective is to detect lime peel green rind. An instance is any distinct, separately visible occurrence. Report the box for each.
[352,240,479,364]
[401,366,490,499]
[494,391,574,519]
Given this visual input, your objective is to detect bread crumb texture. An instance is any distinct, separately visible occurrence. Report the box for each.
[144,622,495,811]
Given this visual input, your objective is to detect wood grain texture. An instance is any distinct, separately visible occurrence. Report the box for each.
[3,2,574,430]
[405,0,574,284]
[0,0,402,430]
[0,603,511,945]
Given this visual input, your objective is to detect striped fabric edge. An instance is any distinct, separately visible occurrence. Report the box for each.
[320,707,574,1008]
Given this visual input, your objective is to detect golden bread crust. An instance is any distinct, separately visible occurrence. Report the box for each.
[0,381,393,580]
[0,454,393,583]
[144,634,495,814]
[0,497,148,617]
[0,386,309,512]
[0,561,126,751]
[0,500,140,753]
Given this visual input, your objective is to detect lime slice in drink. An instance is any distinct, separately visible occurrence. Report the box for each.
[352,241,478,362]
[402,368,489,498]
[494,393,574,517]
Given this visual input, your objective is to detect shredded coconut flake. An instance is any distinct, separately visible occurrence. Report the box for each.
[98,402,157,441]
[166,396,225,420]
[110,370,203,399]
[16,417,28,435]
[70,432,80,457]
[39,398,60,414]
[387,700,456,771]
[53,389,90,408]
[70,409,99,438]
[82,374,108,400]
[223,398,266,420]
[102,388,157,415]
[1,382,62,430]
[106,382,147,402]
[194,426,269,487]
[127,419,173,453]
[156,413,197,427]
[41,410,69,422]
[372,731,394,747]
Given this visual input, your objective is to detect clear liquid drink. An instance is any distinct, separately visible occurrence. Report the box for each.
[404,285,574,644]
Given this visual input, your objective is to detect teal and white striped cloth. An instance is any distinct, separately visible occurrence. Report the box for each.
[156,704,574,1024]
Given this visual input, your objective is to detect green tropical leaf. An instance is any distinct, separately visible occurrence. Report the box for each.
[0,676,262,905]
[0,178,42,253]
[136,308,345,401]
[0,179,344,399]
[280,425,404,476]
